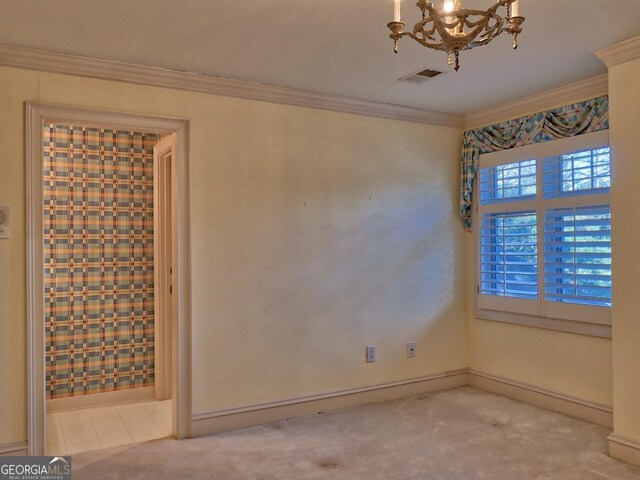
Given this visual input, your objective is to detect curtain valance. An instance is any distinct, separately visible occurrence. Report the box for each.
[460,96,609,230]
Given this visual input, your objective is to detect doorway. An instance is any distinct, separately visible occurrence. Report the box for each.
[26,104,192,456]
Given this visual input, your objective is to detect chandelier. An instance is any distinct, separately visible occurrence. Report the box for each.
[387,0,525,71]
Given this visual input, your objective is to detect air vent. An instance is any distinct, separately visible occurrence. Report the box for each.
[398,68,443,84]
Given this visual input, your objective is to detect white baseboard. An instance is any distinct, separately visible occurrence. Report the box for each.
[608,433,640,467]
[469,370,613,428]
[192,368,616,437]
[191,369,469,437]
[47,386,155,413]
[0,442,28,456]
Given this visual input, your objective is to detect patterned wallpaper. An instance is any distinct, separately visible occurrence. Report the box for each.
[43,124,158,399]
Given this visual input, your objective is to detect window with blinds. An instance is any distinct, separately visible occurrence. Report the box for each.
[480,212,537,299]
[543,206,611,307]
[476,134,612,325]
[543,147,611,198]
[480,159,536,204]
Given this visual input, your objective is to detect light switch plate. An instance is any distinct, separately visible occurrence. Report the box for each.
[0,204,10,239]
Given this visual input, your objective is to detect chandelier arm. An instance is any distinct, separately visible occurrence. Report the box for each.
[487,0,515,16]
[412,19,438,41]
[409,30,447,51]
[468,36,499,48]
[410,15,451,48]
[460,8,504,35]
[412,39,448,51]
[458,9,499,21]
[431,18,459,48]
[475,20,504,40]
[461,11,505,47]
[463,14,502,29]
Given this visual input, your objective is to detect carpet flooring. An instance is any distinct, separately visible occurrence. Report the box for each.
[71,386,640,479]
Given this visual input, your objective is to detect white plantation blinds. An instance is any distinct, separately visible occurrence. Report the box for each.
[477,135,612,322]
[543,147,611,197]
[481,212,537,299]
[479,158,539,301]
[544,207,612,307]
[480,159,536,204]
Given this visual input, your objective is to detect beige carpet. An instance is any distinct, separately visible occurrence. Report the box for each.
[71,387,640,479]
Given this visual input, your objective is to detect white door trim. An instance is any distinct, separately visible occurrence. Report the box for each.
[153,134,177,402]
[26,102,192,456]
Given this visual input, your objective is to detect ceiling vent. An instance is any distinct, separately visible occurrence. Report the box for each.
[398,68,443,84]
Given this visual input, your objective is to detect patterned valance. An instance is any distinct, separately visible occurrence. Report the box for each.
[460,96,610,231]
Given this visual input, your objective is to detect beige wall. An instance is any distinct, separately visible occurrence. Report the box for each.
[467,312,613,406]
[609,57,640,441]
[0,76,27,445]
[0,66,467,445]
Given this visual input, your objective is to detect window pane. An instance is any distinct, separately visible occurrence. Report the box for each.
[543,206,611,307]
[543,147,610,198]
[479,159,536,204]
[480,212,538,299]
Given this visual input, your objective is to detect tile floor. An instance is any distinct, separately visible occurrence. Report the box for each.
[46,399,172,456]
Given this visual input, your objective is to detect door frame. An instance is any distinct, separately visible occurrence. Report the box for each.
[153,134,177,402]
[26,102,192,456]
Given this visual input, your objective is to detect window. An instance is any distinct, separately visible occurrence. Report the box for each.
[543,206,611,307]
[476,131,611,330]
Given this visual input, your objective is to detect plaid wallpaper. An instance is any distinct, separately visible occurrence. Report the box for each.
[43,124,159,399]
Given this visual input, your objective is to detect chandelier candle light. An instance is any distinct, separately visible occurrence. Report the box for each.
[387,0,524,71]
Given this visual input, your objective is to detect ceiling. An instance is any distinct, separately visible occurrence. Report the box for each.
[0,0,639,115]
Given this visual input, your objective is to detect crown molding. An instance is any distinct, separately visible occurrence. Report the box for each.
[464,74,609,130]
[0,44,463,128]
[595,35,640,68]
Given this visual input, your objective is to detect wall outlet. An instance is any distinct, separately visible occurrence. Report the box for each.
[366,345,376,363]
[0,204,10,239]
[407,341,416,358]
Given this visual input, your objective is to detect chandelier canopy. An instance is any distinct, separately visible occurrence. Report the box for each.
[387,0,524,71]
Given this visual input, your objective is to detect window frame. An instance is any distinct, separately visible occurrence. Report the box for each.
[473,130,612,338]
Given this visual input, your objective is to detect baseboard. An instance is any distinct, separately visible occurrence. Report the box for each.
[47,386,155,413]
[191,369,469,437]
[469,370,613,428]
[608,433,640,467]
[0,442,28,456]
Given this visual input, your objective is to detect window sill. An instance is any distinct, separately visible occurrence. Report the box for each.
[475,308,612,339]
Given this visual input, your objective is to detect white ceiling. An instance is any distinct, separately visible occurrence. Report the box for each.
[0,0,638,115]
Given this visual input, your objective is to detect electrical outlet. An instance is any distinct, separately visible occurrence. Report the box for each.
[407,341,416,358]
[0,204,10,239]
[366,345,376,363]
